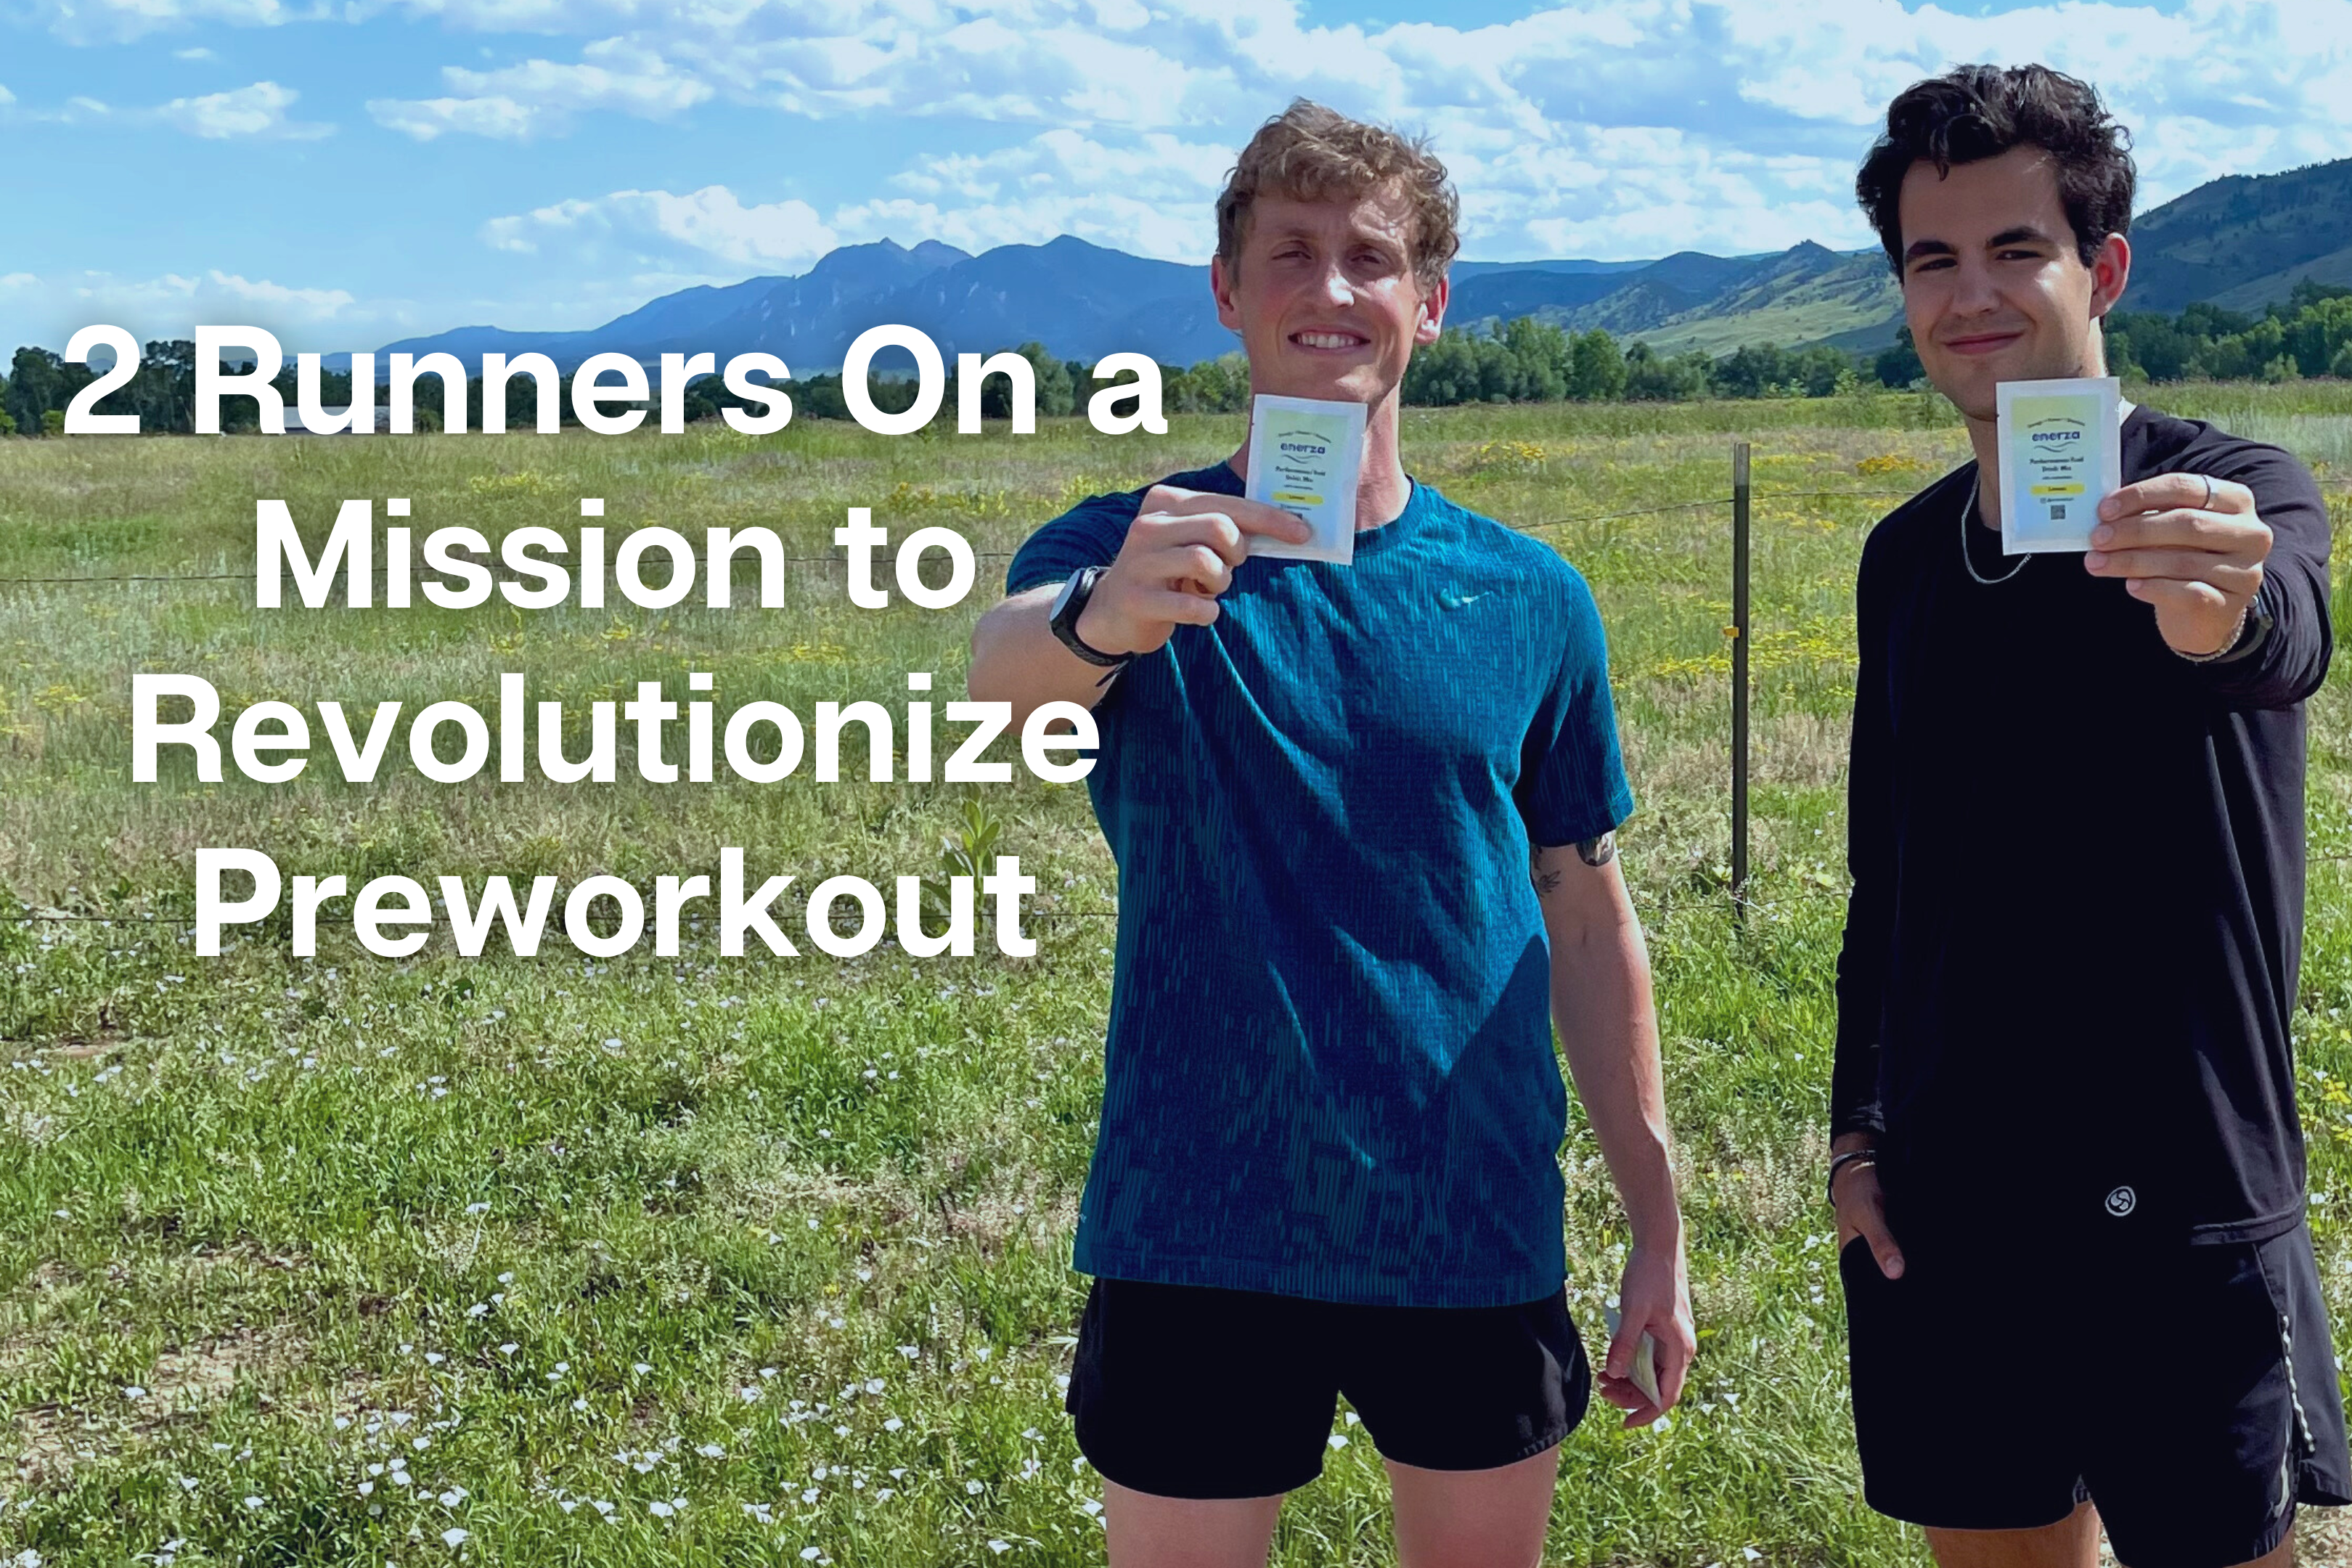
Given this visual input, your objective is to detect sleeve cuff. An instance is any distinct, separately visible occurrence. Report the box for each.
[1529,783,1636,851]
[1829,1108,1887,1139]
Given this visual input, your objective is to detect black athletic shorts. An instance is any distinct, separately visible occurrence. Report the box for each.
[1841,1217,2352,1568]
[1064,1276,1591,1499]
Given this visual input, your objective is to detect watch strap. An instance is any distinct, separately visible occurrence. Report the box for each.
[1050,565,1132,669]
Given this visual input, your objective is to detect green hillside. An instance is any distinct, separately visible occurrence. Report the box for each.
[1448,155,2352,360]
[1635,248,1901,356]
[2128,156,2352,314]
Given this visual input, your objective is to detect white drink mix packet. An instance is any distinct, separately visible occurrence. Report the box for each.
[1244,393,1367,564]
[1996,375,2122,555]
[1602,1304,1662,1408]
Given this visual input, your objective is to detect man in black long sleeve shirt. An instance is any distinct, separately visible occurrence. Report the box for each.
[1831,65,2348,1568]
[1835,409,2332,1244]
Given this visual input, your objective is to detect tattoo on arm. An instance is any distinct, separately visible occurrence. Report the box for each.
[1533,834,1618,897]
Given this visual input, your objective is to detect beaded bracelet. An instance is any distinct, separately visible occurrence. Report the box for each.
[1826,1148,1879,1206]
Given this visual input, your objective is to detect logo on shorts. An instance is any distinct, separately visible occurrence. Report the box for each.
[2104,1185,2138,1217]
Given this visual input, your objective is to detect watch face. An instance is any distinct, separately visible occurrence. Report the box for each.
[1051,571,1082,621]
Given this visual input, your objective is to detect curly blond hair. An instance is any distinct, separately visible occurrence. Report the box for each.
[1215,99,1460,289]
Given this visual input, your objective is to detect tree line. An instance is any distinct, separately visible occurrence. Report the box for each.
[2104,280,2352,383]
[7,285,2351,436]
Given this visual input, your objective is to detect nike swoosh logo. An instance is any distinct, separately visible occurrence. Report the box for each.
[1439,589,1491,610]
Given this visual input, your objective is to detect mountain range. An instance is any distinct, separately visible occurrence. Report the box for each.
[378,155,2352,373]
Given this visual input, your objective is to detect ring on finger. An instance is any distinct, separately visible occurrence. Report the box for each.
[2201,473,2215,512]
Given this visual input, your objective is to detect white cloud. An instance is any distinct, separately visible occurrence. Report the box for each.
[477,132,1222,278]
[367,39,711,139]
[367,94,539,140]
[833,128,1228,257]
[3,79,332,139]
[154,80,332,139]
[891,128,1232,206]
[85,268,356,319]
[0,85,14,107]
[481,186,838,270]
[0,268,391,359]
[21,0,2352,284]
[340,0,2352,261]
[29,0,299,46]
[174,46,218,60]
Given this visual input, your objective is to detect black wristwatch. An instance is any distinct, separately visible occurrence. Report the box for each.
[1049,565,1132,669]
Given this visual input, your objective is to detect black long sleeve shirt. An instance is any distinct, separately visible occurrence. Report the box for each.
[1831,405,2335,1247]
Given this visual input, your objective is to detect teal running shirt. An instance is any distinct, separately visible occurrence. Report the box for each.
[1007,462,1633,1307]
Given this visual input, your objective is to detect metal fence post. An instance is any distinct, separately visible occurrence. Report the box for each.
[1731,441,1751,925]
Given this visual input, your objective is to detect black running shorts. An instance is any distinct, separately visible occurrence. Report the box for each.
[1065,1276,1591,1500]
[1840,1218,2352,1568]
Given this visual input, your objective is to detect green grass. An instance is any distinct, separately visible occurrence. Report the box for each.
[1,384,2349,1565]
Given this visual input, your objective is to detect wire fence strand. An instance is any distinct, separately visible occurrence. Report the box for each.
[0,488,1935,590]
[6,474,2343,591]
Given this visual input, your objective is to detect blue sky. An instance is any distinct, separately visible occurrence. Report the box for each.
[2,0,2347,356]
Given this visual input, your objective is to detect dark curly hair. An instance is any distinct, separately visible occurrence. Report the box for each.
[1856,64,2136,275]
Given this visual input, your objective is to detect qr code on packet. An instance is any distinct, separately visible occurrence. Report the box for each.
[2051,504,2067,520]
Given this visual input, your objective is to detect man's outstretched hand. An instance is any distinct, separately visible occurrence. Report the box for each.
[1074,484,1312,658]
[2084,473,2271,658]
[1599,1236,1696,1429]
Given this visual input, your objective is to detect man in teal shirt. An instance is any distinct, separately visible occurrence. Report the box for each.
[970,99,1691,1567]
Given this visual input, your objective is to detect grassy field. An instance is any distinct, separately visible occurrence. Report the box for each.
[3,381,2351,1567]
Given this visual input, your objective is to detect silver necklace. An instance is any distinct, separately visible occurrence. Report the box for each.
[1959,475,2029,586]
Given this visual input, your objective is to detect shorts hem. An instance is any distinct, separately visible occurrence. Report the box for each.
[1374,1424,1573,1474]
[1075,1443,1323,1503]
[1861,1487,2082,1535]
[2107,1503,2293,1568]
[2247,1504,2295,1568]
